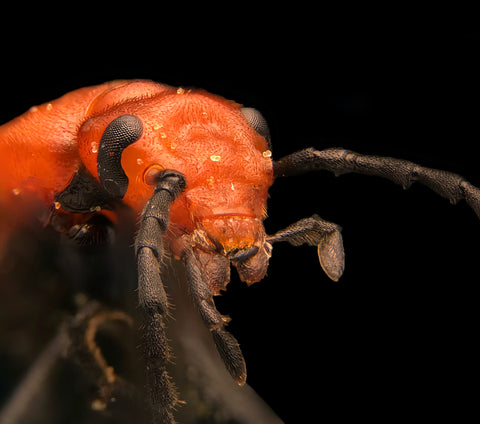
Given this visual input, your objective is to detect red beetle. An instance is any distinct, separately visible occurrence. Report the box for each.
[1,79,479,423]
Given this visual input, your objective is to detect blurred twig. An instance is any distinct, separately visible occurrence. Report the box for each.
[0,324,68,424]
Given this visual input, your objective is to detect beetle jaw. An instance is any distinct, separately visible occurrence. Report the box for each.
[232,240,272,286]
[180,217,272,294]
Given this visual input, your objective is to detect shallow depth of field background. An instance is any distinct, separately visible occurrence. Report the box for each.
[1,14,478,422]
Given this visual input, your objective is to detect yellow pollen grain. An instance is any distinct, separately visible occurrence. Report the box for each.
[177,87,185,94]
[210,155,221,162]
[46,103,53,111]
[263,149,272,158]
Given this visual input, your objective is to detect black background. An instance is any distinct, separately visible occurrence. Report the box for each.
[1,9,479,423]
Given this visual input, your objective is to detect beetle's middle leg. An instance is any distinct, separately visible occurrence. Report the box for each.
[267,214,345,281]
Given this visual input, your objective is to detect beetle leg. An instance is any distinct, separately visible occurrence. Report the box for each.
[274,147,480,219]
[67,214,116,246]
[134,170,185,424]
[182,245,247,385]
[267,214,345,281]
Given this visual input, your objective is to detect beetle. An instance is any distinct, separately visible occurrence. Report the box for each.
[1,79,479,423]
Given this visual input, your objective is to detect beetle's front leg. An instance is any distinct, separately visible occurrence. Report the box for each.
[134,170,185,424]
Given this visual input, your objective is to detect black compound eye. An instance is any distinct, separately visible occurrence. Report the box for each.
[240,107,271,149]
[97,114,143,198]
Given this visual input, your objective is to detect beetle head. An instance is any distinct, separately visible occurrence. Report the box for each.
[77,81,274,290]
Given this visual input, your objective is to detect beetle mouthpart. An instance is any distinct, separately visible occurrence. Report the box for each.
[226,244,259,262]
[233,241,272,285]
[198,215,263,260]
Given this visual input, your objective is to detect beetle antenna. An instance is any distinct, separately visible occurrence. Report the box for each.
[134,170,185,424]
